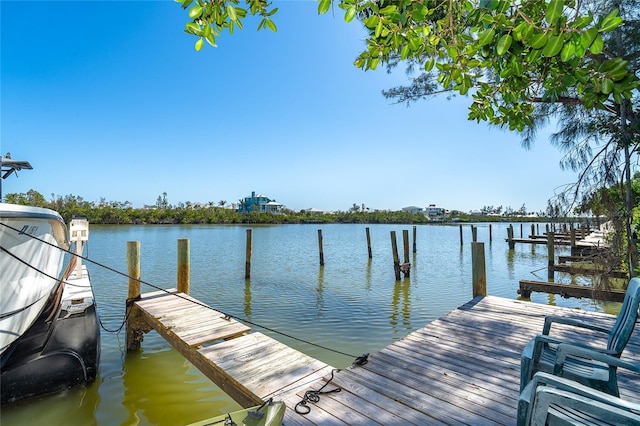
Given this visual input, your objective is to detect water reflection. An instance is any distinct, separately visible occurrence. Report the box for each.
[390,277,412,336]
[243,279,251,319]
[316,265,325,309]
[122,348,236,425]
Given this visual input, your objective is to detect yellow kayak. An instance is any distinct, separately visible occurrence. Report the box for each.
[189,399,285,426]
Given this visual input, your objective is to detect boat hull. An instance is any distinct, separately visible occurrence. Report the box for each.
[0,203,69,355]
[1,266,100,404]
[189,400,286,426]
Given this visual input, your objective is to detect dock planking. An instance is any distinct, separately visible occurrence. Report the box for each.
[131,291,640,425]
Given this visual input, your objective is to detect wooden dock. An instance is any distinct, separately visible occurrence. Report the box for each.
[130,292,640,425]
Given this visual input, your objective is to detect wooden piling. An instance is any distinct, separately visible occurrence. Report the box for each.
[318,229,325,266]
[489,224,492,242]
[366,227,372,259]
[245,229,252,279]
[507,225,515,249]
[412,226,417,253]
[177,238,190,294]
[547,231,555,280]
[126,241,143,351]
[472,225,477,242]
[403,230,410,264]
[520,223,523,238]
[459,225,463,246]
[390,231,400,280]
[472,242,486,297]
[402,229,410,278]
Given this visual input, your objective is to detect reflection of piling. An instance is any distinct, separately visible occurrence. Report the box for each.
[177,238,190,294]
[390,231,401,280]
[318,229,324,266]
[472,242,486,297]
[245,229,252,279]
[366,227,372,259]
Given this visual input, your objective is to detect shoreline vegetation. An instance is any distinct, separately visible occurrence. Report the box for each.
[4,191,584,226]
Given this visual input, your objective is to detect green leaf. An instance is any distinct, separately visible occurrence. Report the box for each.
[226,5,237,21]
[572,14,593,29]
[601,78,613,94]
[265,18,277,32]
[545,0,563,23]
[542,34,563,57]
[344,6,356,22]
[589,34,604,54]
[363,15,378,28]
[560,42,575,61]
[188,5,203,19]
[476,27,495,47]
[528,32,548,49]
[195,37,204,51]
[512,21,533,41]
[599,9,622,33]
[580,27,597,49]
[400,45,409,60]
[375,19,383,38]
[185,22,200,35]
[424,58,435,72]
[496,34,512,55]
[379,5,397,14]
[318,0,331,15]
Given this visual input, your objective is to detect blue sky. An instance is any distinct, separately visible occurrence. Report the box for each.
[1,1,578,213]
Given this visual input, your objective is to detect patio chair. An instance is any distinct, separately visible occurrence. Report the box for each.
[520,278,640,394]
[518,372,640,426]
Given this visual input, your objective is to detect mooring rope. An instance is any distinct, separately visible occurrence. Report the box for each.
[0,221,371,359]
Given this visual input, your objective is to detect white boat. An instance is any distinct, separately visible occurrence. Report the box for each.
[0,203,70,355]
[0,156,100,403]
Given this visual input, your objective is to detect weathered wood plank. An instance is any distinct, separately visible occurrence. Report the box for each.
[133,291,640,425]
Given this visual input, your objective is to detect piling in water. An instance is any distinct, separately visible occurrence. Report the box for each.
[177,238,190,294]
[472,242,486,297]
[390,231,401,280]
[318,229,324,266]
[245,229,252,279]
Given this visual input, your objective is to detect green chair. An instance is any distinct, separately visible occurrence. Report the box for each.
[520,278,640,395]
[518,372,640,426]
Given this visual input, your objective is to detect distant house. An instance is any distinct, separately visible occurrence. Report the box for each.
[402,206,424,214]
[238,191,283,213]
[425,204,447,218]
[303,208,325,214]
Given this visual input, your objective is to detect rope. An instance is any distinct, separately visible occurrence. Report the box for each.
[0,222,370,359]
[295,369,342,415]
[294,355,369,415]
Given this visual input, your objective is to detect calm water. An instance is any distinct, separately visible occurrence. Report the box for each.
[1,223,620,425]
